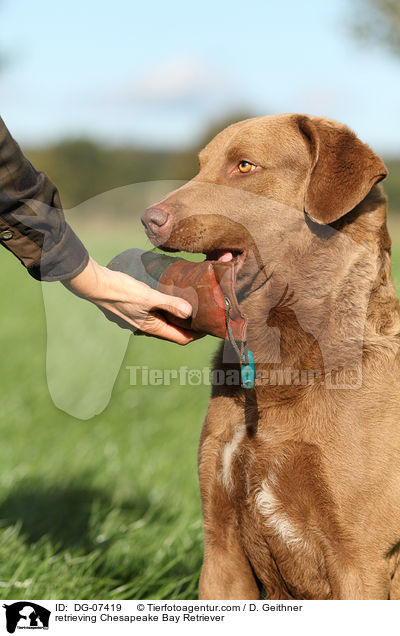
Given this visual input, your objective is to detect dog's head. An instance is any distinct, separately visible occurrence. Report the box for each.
[141,114,387,300]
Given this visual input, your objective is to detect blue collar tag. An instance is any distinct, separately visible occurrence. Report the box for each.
[241,349,255,389]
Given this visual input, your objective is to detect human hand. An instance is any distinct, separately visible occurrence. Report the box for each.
[63,256,199,345]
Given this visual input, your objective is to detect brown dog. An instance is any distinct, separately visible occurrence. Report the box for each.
[141,114,400,599]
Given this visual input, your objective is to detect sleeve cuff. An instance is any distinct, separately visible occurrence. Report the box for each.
[27,224,89,281]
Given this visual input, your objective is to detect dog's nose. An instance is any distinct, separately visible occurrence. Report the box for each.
[141,206,170,233]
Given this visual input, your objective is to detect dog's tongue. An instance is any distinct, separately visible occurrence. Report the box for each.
[216,250,233,263]
[206,249,234,262]
[217,251,233,262]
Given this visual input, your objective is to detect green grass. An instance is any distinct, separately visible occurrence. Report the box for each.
[0,230,219,600]
[1,221,400,601]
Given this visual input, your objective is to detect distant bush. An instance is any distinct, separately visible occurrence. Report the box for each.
[385,160,400,214]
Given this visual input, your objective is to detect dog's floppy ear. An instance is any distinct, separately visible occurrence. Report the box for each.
[297,115,387,224]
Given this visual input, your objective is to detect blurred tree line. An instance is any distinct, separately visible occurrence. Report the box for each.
[25,115,400,215]
[26,138,199,210]
[24,114,250,213]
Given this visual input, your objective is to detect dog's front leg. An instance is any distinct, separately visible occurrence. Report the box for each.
[199,525,260,600]
[198,406,260,600]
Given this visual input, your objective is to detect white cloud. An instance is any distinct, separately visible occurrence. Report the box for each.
[112,55,239,112]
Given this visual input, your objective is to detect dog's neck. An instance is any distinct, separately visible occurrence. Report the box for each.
[234,185,400,401]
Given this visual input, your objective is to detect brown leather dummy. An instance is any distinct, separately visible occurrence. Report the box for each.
[107,248,247,342]
[157,259,247,341]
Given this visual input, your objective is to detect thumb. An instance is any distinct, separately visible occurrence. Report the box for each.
[153,291,193,319]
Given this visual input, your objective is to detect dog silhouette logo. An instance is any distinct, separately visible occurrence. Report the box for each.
[3,602,50,633]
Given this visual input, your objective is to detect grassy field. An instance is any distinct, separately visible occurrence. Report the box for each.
[0,225,219,600]
[1,216,400,601]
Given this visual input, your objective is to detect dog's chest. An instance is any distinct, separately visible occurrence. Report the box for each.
[218,427,334,599]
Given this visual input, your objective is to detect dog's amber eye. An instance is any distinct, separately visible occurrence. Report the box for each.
[238,160,253,173]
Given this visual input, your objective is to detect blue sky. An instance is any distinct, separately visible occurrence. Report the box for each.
[1,0,400,154]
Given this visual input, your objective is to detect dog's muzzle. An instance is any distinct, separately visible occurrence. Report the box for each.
[107,248,255,388]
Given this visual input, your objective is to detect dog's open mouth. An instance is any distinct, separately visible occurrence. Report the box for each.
[204,249,246,271]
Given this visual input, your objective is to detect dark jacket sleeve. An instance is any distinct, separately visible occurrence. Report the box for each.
[0,117,89,281]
